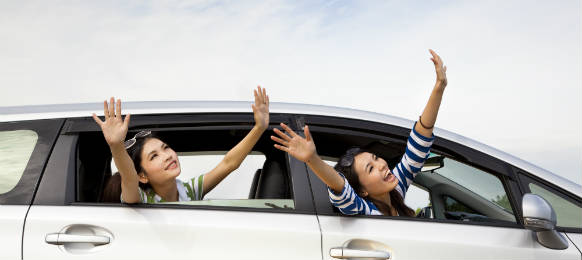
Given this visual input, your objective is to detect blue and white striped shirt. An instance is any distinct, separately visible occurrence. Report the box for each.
[328,122,435,215]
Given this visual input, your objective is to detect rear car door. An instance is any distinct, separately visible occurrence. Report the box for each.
[303,115,580,260]
[0,119,63,260]
[22,113,321,260]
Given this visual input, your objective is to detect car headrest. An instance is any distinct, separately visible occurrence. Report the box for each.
[254,159,290,199]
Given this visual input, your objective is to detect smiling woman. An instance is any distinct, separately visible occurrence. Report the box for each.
[94,86,271,203]
[272,49,446,216]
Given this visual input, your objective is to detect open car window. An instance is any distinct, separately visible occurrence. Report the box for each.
[77,125,295,211]
[110,150,295,210]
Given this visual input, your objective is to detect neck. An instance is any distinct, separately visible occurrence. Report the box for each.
[369,193,397,216]
[152,179,178,202]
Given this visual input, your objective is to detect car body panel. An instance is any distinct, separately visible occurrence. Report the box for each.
[318,216,579,260]
[24,206,321,260]
[566,233,582,255]
[2,101,580,259]
[0,205,27,260]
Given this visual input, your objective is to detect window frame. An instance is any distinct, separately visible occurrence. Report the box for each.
[517,172,582,233]
[303,114,524,229]
[0,119,64,205]
[32,113,317,215]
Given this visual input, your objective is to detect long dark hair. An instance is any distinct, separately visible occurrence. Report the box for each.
[101,133,159,202]
[334,147,415,217]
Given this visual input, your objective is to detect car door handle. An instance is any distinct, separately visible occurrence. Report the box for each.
[45,233,110,245]
[329,247,391,259]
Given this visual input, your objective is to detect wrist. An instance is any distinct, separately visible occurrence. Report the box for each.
[109,142,125,151]
[306,153,320,165]
[253,124,268,132]
[434,82,446,93]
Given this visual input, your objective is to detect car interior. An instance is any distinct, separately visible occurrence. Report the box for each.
[76,128,293,208]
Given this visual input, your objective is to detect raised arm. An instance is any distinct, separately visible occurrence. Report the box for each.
[271,123,345,193]
[202,86,270,195]
[92,98,141,203]
[415,49,448,137]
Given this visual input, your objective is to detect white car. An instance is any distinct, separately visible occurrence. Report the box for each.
[1,101,580,260]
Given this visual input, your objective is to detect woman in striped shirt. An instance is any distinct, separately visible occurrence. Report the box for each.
[271,49,447,216]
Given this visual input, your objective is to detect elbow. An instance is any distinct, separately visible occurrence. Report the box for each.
[222,153,242,172]
[222,159,240,173]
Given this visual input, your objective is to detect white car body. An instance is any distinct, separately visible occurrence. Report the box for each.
[1,101,580,260]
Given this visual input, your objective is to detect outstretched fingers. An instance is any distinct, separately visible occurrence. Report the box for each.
[273,143,290,153]
[254,85,268,105]
[429,49,443,66]
[123,113,131,127]
[265,93,270,107]
[108,97,115,118]
[116,99,122,118]
[273,127,292,141]
[270,135,289,147]
[92,113,103,126]
[103,100,109,120]
[304,125,312,142]
[279,123,298,138]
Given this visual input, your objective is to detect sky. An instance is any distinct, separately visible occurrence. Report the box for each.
[0,1,580,187]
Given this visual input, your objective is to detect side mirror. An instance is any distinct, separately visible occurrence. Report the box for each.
[522,193,568,250]
[421,156,444,172]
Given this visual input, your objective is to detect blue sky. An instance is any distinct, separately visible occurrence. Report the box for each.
[0,0,580,185]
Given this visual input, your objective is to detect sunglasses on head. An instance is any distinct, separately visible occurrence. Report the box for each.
[338,147,362,167]
[124,130,152,149]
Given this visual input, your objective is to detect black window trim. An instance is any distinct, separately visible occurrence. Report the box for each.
[33,113,317,215]
[0,119,64,205]
[302,114,526,229]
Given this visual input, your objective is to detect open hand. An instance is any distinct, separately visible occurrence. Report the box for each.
[271,123,317,163]
[92,97,130,147]
[252,86,270,131]
[429,49,447,89]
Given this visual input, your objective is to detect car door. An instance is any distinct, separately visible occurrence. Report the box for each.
[302,115,580,260]
[0,119,63,260]
[22,113,321,260]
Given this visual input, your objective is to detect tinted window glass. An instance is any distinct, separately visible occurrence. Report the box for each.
[444,196,477,214]
[425,154,516,223]
[0,130,38,194]
[529,183,582,229]
[435,156,514,213]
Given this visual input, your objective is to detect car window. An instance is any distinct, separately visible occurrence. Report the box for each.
[528,183,582,229]
[0,130,38,194]
[180,151,266,199]
[108,148,294,210]
[421,154,516,223]
[406,185,431,216]
[443,195,478,213]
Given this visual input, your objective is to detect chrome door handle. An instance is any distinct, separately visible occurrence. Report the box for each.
[330,247,391,259]
[45,233,110,245]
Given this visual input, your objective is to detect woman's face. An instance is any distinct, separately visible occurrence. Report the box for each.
[353,152,399,197]
[138,138,181,185]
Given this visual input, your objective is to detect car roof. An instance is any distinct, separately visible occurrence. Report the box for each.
[1,101,580,198]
